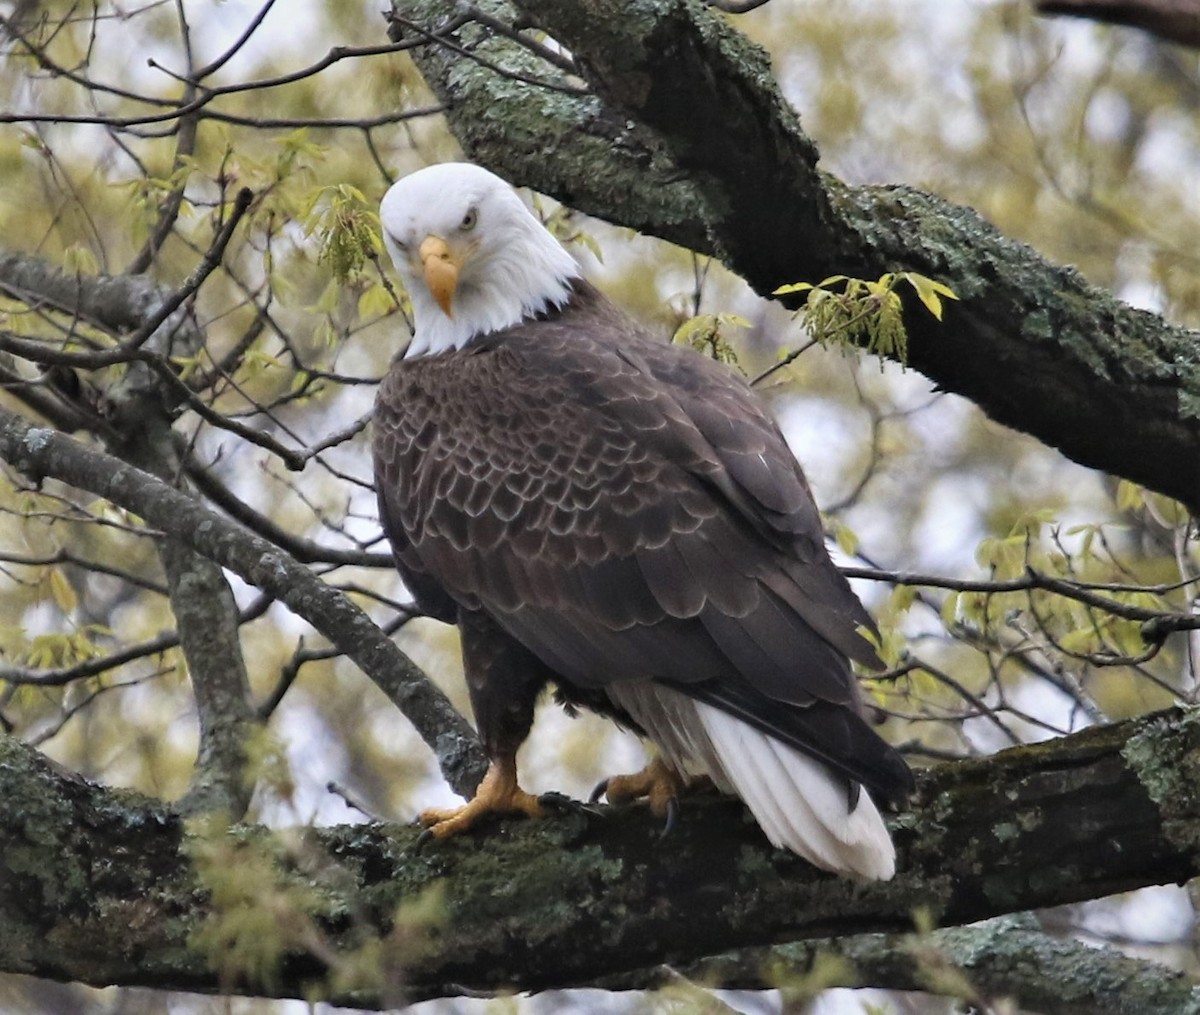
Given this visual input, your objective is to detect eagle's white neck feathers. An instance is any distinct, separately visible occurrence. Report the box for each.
[379,163,581,359]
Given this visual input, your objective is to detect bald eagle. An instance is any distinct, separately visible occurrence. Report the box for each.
[374,163,912,879]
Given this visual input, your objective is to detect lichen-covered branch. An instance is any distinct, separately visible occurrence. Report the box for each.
[390,0,1200,515]
[0,249,195,337]
[85,223,265,818]
[386,1,710,251]
[0,405,486,798]
[656,914,1200,1015]
[1,222,269,816]
[1037,0,1200,46]
[3,709,1200,1004]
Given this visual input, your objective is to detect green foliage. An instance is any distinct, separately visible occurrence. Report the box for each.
[672,312,749,372]
[969,511,1175,672]
[304,183,381,284]
[239,726,296,803]
[187,816,447,999]
[60,243,99,277]
[119,162,197,247]
[774,271,958,366]
[863,584,915,673]
[187,818,323,992]
[21,629,104,670]
[327,883,448,998]
[532,194,604,262]
[768,950,860,1006]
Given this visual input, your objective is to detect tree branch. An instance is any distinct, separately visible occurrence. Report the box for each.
[656,913,1200,1015]
[184,459,394,568]
[0,405,486,798]
[1036,0,1200,47]
[391,0,1200,515]
[0,188,251,373]
[4,707,1200,1003]
[0,250,197,338]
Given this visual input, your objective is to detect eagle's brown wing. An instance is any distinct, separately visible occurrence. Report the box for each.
[373,284,910,800]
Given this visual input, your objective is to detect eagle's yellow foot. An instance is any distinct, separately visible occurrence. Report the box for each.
[418,757,542,840]
[590,757,687,817]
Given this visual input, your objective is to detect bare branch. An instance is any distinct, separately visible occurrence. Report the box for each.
[0,405,486,796]
[844,564,1200,633]
[0,188,252,372]
[0,39,438,129]
[185,459,394,568]
[0,546,168,597]
[193,0,279,79]
[0,595,271,688]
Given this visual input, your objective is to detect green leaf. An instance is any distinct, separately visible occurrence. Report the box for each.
[1059,627,1099,654]
[901,271,960,321]
[940,590,960,628]
[49,569,77,615]
[1115,479,1144,513]
[889,583,918,614]
[62,243,99,276]
[672,313,748,371]
[313,278,340,314]
[773,281,815,296]
[357,281,396,321]
[307,184,381,282]
[832,519,860,556]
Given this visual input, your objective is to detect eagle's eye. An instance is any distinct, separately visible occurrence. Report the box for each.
[460,208,478,232]
[388,233,409,254]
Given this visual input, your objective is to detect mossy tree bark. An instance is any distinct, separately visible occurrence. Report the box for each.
[390,0,1200,515]
[3,708,1200,1006]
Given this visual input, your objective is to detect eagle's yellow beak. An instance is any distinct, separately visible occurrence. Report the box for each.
[419,234,459,318]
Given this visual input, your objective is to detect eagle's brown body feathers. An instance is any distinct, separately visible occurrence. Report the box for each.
[373,282,912,820]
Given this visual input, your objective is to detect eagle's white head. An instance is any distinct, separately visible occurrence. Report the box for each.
[379,163,582,359]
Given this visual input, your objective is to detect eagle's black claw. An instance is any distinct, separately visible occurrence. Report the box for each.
[589,778,610,804]
[414,827,436,850]
[659,796,680,839]
[539,791,602,818]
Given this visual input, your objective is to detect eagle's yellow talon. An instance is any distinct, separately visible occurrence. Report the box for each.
[595,757,685,816]
[417,757,544,839]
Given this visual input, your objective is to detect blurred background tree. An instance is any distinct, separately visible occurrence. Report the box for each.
[0,0,1198,1012]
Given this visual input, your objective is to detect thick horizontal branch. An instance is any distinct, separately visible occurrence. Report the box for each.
[656,913,1200,1015]
[0,249,193,338]
[1037,0,1200,46]
[0,406,486,798]
[392,0,1200,515]
[0,190,250,372]
[3,707,1200,1003]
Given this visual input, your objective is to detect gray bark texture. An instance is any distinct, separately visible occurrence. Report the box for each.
[390,0,1200,515]
[97,259,262,819]
[3,708,1200,1006]
[661,913,1200,1015]
[1037,0,1200,46]
[0,406,487,800]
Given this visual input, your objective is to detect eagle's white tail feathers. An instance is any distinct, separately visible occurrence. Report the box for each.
[693,702,895,880]
[605,681,896,880]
